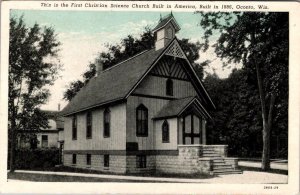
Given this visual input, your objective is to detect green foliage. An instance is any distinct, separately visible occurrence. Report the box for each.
[200,12,288,97]
[200,12,288,164]
[205,69,288,158]
[9,17,60,130]
[9,15,61,132]
[9,15,61,171]
[63,27,205,101]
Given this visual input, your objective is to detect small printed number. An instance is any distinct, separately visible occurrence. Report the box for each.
[264,186,279,189]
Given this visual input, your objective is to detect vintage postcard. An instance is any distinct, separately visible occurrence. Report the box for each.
[0,1,299,194]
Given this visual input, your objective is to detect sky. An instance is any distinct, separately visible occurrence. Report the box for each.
[10,10,239,111]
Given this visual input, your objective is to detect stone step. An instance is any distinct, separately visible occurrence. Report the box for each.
[213,165,233,169]
[213,170,243,175]
[202,152,220,155]
[202,154,222,157]
[202,150,216,153]
[211,158,225,161]
[212,162,227,166]
[213,166,234,171]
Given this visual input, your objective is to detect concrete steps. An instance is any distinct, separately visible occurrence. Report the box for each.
[200,148,242,175]
[213,169,243,175]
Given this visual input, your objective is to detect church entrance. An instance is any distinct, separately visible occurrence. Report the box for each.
[182,114,202,144]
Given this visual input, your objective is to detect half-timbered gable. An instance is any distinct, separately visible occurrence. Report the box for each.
[133,56,197,98]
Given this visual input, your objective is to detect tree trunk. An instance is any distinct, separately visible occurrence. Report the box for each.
[9,104,17,173]
[261,124,271,170]
[9,119,16,173]
[254,55,271,171]
[262,94,276,170]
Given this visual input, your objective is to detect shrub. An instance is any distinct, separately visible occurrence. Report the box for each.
[13,148,59,170]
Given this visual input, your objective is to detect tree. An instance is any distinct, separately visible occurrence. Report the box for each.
[199,12,288,170]
[9,16,61,172]
[63,27,205,101]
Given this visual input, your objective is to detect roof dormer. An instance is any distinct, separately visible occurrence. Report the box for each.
[152,13,181,51]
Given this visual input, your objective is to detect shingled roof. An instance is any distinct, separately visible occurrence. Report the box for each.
[153,96,212,120]
[154,96,195,119]
[152,13,180,33]
[61,48,165,116]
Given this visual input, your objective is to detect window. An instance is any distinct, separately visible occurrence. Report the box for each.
[72,115,77,140]
[30,135,38,149]
[41,135,48,148]
[86,111,92,138]
[166,79,173,96]
[136,155,146,168]
[103,108,110,137]
[162,120,170,143]
[72,154,77,164]
[136,104,148,137]
[86,154,91,166]
[167,27,173,38]
[104,155,109,167]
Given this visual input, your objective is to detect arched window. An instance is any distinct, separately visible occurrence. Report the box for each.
[166,79,173,96]
[86,111,92,138]
[136,104,148,137]
[103,108,110,137]
[162,120,170,143]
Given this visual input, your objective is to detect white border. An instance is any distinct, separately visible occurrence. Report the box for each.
[1,1,299,194]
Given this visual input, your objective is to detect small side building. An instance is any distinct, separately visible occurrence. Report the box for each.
[17,110,64,149]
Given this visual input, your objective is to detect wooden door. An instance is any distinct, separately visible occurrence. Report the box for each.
[183,114,202,144]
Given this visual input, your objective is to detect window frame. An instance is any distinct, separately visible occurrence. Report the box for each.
[103,108,111,138]
[104,154,109,167]
[136,104,148,137]
[41,135,48,148]
[72,154,77,164]
[86,154,91,166]
[162,120,170,143]
[86,111,92,139]
[166,79,173,96]
[136,155,147,168]
[72,115,77,140]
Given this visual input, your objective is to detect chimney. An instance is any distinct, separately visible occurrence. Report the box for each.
[58,103,60,111]
[95,62,103,77]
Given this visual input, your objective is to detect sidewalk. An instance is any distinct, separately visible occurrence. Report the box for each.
[9,170,288,183]
[238,161,288,171]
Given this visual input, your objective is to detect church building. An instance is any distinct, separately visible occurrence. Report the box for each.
[61,13,241,175]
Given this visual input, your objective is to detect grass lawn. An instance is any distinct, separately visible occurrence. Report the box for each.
[7,172,165,182]
[10,166,214,179]
[7,166,214,182]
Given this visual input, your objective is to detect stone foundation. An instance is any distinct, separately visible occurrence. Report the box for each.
[199,145,228,157]
[126,155,156,174]
[156,146,212,175]
[64,154,126,173]
[224,157,239,169]
[63,144,235,175]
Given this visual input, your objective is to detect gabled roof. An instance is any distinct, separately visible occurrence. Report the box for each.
[152,13,181,33]
[61,37,215,116]
[154,96,194,119]
[61,48,165,116]
[153,96,212,120]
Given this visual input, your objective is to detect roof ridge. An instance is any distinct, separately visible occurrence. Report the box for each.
[101,49,151,73]
[172,96,195,101]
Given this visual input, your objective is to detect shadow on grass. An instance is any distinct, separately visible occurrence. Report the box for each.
[7,172,164,182]
[8,166,215,182]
